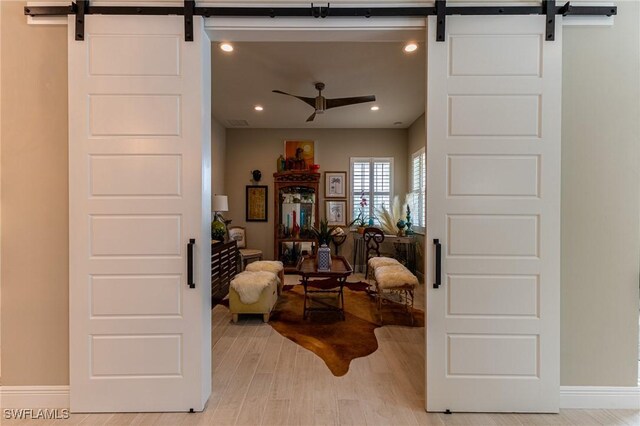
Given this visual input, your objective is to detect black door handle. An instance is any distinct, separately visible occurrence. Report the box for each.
[433,238,441,289]
[187,238,195,288]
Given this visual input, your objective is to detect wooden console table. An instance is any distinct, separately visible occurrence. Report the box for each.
[351,231,417,274]
[296,255,353,320]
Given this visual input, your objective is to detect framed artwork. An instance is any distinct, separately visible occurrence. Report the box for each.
[246,185,268,222]
[284,140,314,170]
[324,171,347,198]
[325,200,347,227]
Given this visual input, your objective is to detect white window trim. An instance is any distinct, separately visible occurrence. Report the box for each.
[350,157,394,224]
[411,147,426,233]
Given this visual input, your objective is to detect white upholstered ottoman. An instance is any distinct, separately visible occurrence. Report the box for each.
[229,271,279,323]
[245,260,285,294]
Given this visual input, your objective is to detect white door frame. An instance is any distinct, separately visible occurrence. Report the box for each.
[27,5,587,413]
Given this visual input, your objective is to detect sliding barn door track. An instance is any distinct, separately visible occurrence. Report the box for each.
[24,0,617,42]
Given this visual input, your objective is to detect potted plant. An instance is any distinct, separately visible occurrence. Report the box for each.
[350,191,369,233]
[311,218,338,246]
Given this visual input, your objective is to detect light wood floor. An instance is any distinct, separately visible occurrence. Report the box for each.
[6,274,639,425]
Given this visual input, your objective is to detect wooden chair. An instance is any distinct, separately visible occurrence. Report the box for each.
[363,227,385,281]
[228,226,263,270]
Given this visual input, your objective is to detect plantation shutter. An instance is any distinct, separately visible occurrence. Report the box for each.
[350,158,393,223]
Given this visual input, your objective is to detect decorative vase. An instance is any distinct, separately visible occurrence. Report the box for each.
[357,226,366,234]
[317,244,332,271]
[396,219,406,237]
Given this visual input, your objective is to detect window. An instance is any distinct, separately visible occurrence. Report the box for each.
[411,148,426,231]
[350,157,394,224]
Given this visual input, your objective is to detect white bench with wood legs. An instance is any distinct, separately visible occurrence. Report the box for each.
[368,258,418,324]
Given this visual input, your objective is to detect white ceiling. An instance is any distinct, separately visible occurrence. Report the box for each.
[211,42,425,129]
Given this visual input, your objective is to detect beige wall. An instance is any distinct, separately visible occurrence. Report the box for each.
[0,0,638,389]
[560,1,640,386]
[212,118,227,197]
[408,113,425,156]
[407,114,426,275]
[224,128,408,260]
[0,1,69,385]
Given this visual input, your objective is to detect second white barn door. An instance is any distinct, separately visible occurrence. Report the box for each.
[426,16,562,412]
[68,15,212,412]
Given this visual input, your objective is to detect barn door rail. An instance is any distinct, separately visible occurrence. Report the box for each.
[24,0,617,42]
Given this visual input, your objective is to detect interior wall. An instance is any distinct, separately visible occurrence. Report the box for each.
[560,0,640,386]
[225,128,408,260]
[0,0,69,385]
[0,0,638,390]
[407,114,426,276]
[212,118,227,197]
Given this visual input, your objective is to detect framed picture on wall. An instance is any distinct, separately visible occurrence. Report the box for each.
[284,140,314,170]
[246,185,268,222]
[324,171,347,198]
[325,200,347,227]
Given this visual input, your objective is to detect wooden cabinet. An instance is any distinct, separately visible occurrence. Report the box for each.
[273,172,320,273]
[211,240,239,303]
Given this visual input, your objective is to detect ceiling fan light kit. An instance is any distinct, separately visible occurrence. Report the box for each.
[272,82,376,123]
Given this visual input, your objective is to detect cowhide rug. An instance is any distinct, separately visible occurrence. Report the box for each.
[218,280,424,377]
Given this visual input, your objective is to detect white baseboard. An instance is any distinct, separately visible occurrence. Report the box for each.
[560,386,640,409]
[0,386,69,409]
[1,384,636,410]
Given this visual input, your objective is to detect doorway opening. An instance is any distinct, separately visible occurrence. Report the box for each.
[207,27,428,423]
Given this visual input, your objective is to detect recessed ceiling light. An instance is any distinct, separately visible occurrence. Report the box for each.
[220,43,234,52]
[254,105,264,111]
[371,106,380,111]
[394,121,403,126]
[403,42,418,53]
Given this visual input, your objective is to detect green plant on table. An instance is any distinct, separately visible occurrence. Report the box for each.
[311,218,338,246]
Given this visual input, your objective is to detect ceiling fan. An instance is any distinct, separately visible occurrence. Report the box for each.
[272,82,376,122]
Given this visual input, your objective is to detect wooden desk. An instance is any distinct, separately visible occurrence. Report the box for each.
[296,255,353,320]
[351,231,417,274]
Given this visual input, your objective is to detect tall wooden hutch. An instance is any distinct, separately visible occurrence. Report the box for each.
[273,172,320,273]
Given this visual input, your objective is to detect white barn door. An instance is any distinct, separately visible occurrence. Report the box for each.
[426,16,561,412]
[68,15,212,412]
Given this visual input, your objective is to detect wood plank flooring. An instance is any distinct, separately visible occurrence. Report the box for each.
[4,274,639,425]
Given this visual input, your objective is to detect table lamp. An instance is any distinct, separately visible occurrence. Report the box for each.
[212,195,231,242]
[212,195,228,220]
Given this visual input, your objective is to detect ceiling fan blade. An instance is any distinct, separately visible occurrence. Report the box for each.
[306,112,316,122]
[272,90,316,109]
[326,95,376,109]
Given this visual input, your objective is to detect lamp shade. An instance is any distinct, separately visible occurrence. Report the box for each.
[212,195,228,212]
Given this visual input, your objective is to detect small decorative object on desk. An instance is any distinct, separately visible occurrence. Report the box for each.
[317,244,332,271]
[405,205,414,235]
[396,219,406,237]
[211,220,226,241]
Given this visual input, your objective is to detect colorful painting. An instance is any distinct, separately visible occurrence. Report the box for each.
[284,140,315,170]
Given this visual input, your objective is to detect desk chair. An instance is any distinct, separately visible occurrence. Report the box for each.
[228,226,263,270]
